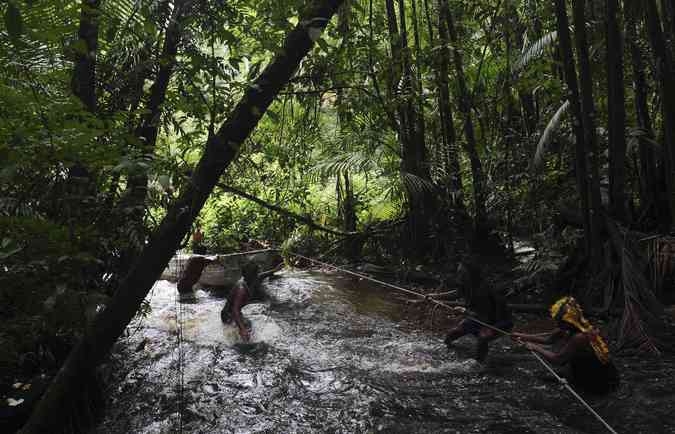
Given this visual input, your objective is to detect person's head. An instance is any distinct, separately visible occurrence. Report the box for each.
[241,261,260,284]
[550,296,588,333]
[550,295,611,364]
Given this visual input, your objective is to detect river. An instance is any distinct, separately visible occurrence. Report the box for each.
[97,269,675,433]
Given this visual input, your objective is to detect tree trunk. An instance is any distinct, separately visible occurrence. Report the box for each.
[71,0,100,112]
[554,0,592,257]
[626,0,658,221]
[385,0,430,253]
[18,1,344,432]
[336,1,360,258]
[409,0,429,180]
[660,0,675,53]
[66,0,101,243]
[444,4,488,238]
[504,19,517,253]
[645,0,675,230]
[124,0,190,211]
[436,0,462,200]
[606,0,628,221]
[572,0,603,266]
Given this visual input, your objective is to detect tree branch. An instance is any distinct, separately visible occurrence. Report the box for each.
[217,183,354,237]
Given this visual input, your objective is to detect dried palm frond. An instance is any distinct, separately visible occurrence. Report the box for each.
[626,127,663,155]
[533,100,569,169]
[617,237,663,355]
[651,237,675,298]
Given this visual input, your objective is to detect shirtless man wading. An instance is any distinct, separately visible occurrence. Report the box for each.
[221,261,280,341]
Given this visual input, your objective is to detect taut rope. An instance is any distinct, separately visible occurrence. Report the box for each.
[286,251,619,434]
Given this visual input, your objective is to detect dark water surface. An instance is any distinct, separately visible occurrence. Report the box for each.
[98,270,675,433]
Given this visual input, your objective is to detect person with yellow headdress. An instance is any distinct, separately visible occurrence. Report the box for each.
[511,296,619,394]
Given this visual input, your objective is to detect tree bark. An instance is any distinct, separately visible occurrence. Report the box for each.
[645,0,675,230]
[554,0,592,257]
[572,0,603,266]
[605,0,628,221]
[444,5,488,237]
[660,0,675,53]
[18,1,344,432]
[66,0,101,242]
[124,0,190,210]
[436,0,462,199]
[409,0,429,180]
[335,1,359,258]
[384,0,430,253]
[71,0,100,112]
[626,0,658,220]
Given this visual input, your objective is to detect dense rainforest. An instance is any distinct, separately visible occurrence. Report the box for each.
[1,0,675,432]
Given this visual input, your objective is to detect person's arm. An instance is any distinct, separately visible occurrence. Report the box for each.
[524,333,586,365]
[230,288,250,341]
[512,329,565,345]
[259,262,284,279]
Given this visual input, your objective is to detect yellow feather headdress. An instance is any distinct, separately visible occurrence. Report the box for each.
[550,296,610,364]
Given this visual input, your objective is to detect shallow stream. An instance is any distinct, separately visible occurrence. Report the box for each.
[98,269,675,433]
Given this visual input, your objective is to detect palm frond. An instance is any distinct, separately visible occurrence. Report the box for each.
[310,150,379,180]
[513,30,557,75]
[618,242,663,355]
[401,172,438,198]
[533,100,569,169]
[626,127,663,155]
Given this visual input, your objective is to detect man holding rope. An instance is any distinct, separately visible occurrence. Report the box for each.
[512,296,620,395]
[444,259,513,361]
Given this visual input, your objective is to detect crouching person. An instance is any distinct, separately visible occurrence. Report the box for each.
[444,259,513,361]
[512,296,619,394]
[220,260,283,341]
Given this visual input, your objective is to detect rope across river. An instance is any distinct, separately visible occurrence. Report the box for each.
[283,250,619,434]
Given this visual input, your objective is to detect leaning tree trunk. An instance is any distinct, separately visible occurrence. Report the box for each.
[444,4,488,238]
[605,0,628,222]
[18,1,344,432]
[572,0,603,267]
[554,0,592,257]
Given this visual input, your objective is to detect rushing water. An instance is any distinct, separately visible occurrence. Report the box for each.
[98,269,675,433]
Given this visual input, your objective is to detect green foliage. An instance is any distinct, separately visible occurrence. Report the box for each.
[0,0,670,373]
